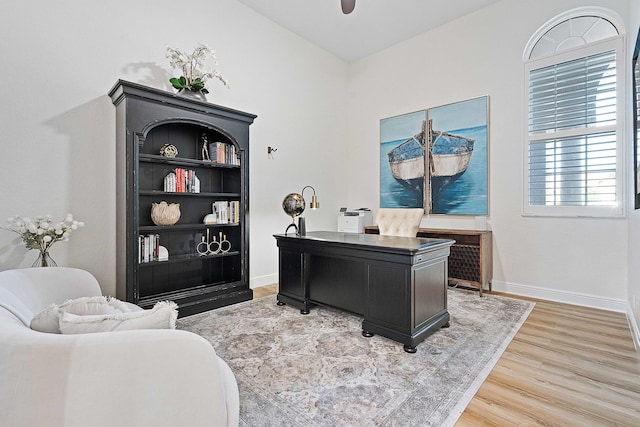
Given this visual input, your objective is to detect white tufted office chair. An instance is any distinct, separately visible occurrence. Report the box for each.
[375,208,424,237]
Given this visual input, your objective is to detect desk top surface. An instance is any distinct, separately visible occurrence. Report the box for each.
[274,231,454,254]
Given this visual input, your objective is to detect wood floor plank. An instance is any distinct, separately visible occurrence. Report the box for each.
[253,284,640,426]
[505,338,640,391]
[473,378,621,426]
[488,363,640,424]
[461,294,640,426]
[496,356,640,406]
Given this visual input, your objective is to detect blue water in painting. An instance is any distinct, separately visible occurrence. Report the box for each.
[380,125,488,214]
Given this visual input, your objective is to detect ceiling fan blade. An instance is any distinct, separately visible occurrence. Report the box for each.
[341,0,356,14]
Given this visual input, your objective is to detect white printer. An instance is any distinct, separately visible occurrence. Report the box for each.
[337,208,373,233]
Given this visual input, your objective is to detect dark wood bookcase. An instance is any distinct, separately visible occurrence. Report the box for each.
[109,80,256,316]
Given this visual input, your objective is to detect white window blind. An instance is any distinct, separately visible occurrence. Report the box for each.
[528,49,617,208]
[528,131,616,206]
[528,51,616,134]
[524,36,623,217]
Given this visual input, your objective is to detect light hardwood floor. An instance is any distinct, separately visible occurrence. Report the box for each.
[251,284,278,299]
[252,284,640,426]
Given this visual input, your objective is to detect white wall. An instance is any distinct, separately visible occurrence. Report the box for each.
[0,0,349,295]
[347,0,630,310]
[627,0,640,347]
[0,0,636,315]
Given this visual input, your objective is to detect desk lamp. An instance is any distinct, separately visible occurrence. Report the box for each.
[282,185,319,236]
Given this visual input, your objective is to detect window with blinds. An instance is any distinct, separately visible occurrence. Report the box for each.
[523,15,623,217]
[528,50,617,207]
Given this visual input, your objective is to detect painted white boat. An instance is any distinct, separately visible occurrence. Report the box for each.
[387,124,474,192]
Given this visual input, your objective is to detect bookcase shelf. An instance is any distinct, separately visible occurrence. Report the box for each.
[139,153,241,168]
[138,223,240,232]
[139,190,241,198]
[109,80,256,317]
[138,251,240,267]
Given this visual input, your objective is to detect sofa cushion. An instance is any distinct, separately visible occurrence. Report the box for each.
[30,296,140,333]
[59,301,178,334]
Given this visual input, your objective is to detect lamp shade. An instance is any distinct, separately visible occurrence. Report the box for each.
[302,186,319,210]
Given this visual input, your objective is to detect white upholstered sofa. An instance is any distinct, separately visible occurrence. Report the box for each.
[0,267,239,427]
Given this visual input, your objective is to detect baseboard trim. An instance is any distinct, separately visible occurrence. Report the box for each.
[250,273,277,289]
[492,280,627,313]
[627,304,640,351]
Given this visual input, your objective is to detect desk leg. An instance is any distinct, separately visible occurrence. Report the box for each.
[362,330,418,354]
[277,248,311,314]
[402,320,449,353]
[403,345,417,353]
[276,294,311,315]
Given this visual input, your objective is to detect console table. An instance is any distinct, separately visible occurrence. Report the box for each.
[274,231,454,353]
[365,226,493,296]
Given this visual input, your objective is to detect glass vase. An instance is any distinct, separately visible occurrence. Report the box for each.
[32,251,57,267]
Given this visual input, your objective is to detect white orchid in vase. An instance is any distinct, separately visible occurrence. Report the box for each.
[166,43,229,96]
[1,214,85,267]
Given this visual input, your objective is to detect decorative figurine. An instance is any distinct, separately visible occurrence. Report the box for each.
[201,133,210,161]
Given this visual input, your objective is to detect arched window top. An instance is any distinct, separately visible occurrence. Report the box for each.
[530,16,617,59]
[524,7,624,61]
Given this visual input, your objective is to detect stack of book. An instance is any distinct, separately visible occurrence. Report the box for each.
[139,234,160,263]
[212,201,240,224]
[164,169,200,193]
[209,142,240,165]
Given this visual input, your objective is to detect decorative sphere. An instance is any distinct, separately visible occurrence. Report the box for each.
[282,193,305,218]
[160,144,178,158]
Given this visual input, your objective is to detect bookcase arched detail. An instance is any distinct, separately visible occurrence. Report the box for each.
[109,80,256,317]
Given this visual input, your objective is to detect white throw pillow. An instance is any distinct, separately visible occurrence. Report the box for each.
[30,303,64,333]
[30,296,134,333]
[59,301,178,334]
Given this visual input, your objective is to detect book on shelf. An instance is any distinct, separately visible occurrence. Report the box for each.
[164,169,200,193]
[212,201,240,224]
[209,142,240,166]
[139,233,161,263]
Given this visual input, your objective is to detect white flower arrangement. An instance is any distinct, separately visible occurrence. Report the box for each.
[166,43,229,94]
[1,214,85,258]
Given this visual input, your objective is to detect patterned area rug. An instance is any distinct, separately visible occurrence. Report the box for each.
[178,288,534,427]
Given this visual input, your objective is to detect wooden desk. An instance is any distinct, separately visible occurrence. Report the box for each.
[274,231,454,353]
[365,226,493,296]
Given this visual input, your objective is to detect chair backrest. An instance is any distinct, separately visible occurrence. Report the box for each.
[375,208,424,237]
[0,267,102,326]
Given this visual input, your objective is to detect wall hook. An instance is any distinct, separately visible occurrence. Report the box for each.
[267,146,278,159]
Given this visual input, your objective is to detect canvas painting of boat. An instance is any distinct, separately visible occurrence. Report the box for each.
[380,96,488,215]
[380,110,426,208]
